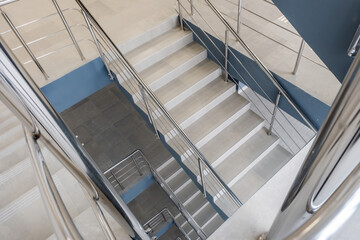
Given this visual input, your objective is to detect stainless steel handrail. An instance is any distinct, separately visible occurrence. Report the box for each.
[0,38,151,240]
[0,0,18,7]
[143,208,190,240]
[23,127,83,240]
[123,150,207,240]
[265,44,360,240]
[202,0,316,132]
[75,0,242,210]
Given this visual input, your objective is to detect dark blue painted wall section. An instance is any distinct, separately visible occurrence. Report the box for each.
[41,57,112,113]
[273,0,360,82]
[184,19,330,130]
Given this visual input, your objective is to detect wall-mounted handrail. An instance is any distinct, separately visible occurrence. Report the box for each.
[202,0,316,132]
[75,0,242,210]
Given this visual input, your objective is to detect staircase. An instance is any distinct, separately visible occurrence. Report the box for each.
[0,102,129,240]
[116,14,293,232]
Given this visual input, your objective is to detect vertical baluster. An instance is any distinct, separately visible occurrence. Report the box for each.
[198,158,207,198]
[237,0,242,34]
[178,0,184,30]
[224,29,229,82]
[293,39,305,75]
[268,92,281,135]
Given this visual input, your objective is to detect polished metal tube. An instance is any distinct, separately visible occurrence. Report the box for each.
[178,0,184,30]
[23,127,83,240]
[132,155,143,176]
[224,29,229,82]
[268,91,281,135]
[203,0,316,132]
[237,0,242,34]
[292,39,305,75]
[266,47,360,240]
[190,0,194,16]
[51,0,85,61]
[0,39,151,240]
[0,0,18,7]
[139,85,160,139]
[75,0,241,208]
[198,158,207,198]
[81,10,113,80]
[1,10,49,79]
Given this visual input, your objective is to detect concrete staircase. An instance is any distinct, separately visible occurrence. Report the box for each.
[116,16,294,237]
[0,102,130,240]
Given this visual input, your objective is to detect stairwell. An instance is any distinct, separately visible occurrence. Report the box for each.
[117,14,293,227]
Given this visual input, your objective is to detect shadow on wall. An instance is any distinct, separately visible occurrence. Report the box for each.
[184,19,330,131]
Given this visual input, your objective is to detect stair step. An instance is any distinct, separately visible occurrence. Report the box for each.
[141,42,207,91]
[185,93,250,148]
[231,145,293,203]
[215,127,279,186]
[126,27,193,72]
[193,203,217,227]
[159,158,181,180]
[0,125,23,150]
[155,59,221,110]
[0,115,18,132]
[168,170,190,192]
[182,222,193,234]
[0,109,12,123]
[170,79,235,129]
[203,213,224,236]
[188,229,199,240]
[0,138,28,173]
[185,192,207,216]
[199,110,264,166]
[177,181,199,203]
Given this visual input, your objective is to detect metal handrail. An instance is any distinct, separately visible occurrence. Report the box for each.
[0,38,151,240]
[144,208,190,240]
[201,0,316,132]
[23,126,83,240]
[178,0,311,153]
[123,150,206,239]
[75,0,242,210]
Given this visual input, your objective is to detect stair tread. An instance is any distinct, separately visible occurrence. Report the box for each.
[185,93,249,144]
[126,27,192,66]
[199,110,263,164]
[193,203,217,227]
[231,145,292,203]
[185,192,207,215]
[168,170,189,192]
[159,159,181,180]
[140,42,205,86]
[0,124,23,150]
[203,214,224,236]
[0,138,28,173]
[170,79,234,124]
[177,181,199,203]
[215,127,278,184]
[155,59,220,107]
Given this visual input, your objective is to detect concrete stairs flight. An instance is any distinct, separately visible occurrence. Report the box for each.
[115,15,294,237]
[0,102,130,240]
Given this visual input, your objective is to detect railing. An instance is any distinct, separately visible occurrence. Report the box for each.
[177,0,316,154]
[0,31,151,240]
[75,0,242,219]
[143,208,190,240]
[0,1,92,80]
[106,150,206,239]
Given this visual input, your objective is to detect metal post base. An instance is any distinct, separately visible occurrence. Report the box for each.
[258,233,267,240]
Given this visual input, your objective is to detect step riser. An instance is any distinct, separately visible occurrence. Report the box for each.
[118,15,179,54]
[228,139,280,187]
[133,33,193,73]
[194,103,251,149]
[211,121,265,168]
[0,126,23,150]
[149,50,207,91]
[180,86,236,129]
[164,68,222,110]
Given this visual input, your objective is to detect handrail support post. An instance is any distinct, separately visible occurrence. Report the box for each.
[237,0,242,34]
[178,0,184,30]
[1,10,49,80]
[198,158,207,198]
[268,91,281,135]
[224,29,229,82]
[51,0,85,61]
[81,10,113,80]
[139,85,160,139]
[293,39,305,75]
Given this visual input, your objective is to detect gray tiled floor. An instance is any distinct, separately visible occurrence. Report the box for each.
[60,83,172,172]
[60,83,186,237]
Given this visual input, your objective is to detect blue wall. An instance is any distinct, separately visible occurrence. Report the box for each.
[41,57,112,113]
[273,0,359,82]
[184,20,330,130]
